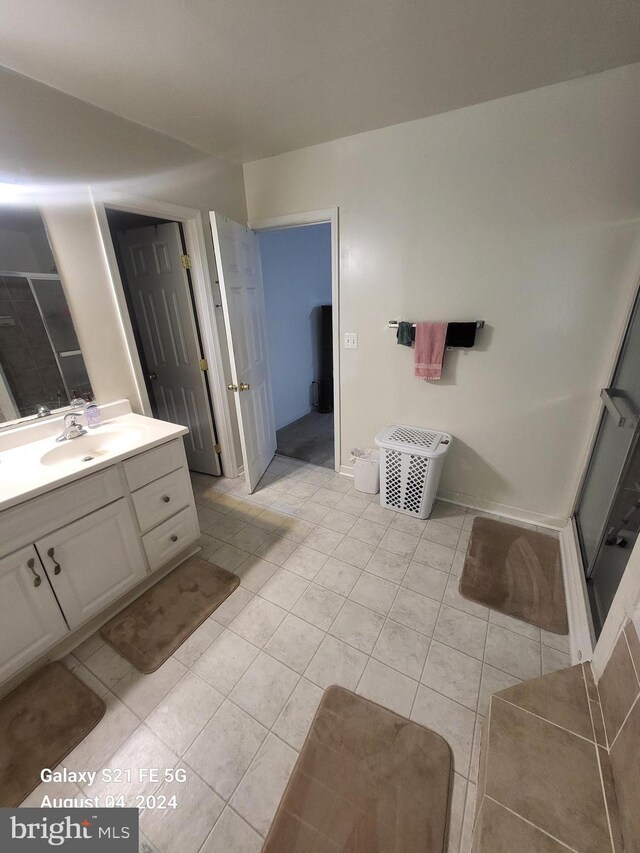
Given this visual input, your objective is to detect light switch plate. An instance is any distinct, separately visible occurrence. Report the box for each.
[344,332,358,349]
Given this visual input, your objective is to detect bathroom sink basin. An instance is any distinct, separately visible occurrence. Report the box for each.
[39,423,147,467]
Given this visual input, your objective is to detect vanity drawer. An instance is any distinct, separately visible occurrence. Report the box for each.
[124,439,186,492]
[132,467,193,533]
[142,506,199,571]
[0,467,123,557]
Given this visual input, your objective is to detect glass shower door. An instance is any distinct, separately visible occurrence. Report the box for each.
[574,291,640,634]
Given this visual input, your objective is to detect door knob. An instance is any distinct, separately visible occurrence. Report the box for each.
[239,383,250,391]
[227,383,238,392]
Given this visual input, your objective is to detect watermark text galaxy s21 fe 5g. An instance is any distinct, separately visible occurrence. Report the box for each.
[0,808,138,850]
[32,767,187,809]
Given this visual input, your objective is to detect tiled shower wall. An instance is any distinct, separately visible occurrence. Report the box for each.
[597,616,640,852]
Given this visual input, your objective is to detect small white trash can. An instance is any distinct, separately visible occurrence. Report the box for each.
[351,448,380,494]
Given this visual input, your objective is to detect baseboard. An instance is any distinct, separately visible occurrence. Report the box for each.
[437,489,567,530]
[559,520,595,665]
[339,464,354,478]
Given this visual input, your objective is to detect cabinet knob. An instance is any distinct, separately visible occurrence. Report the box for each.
[162,495,171,503]
[47,547,62,575]
[170,534,178,542]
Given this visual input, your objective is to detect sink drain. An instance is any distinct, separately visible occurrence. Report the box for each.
[82,456,94,462]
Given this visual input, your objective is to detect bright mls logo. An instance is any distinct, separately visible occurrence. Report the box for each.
[0,809,138,850]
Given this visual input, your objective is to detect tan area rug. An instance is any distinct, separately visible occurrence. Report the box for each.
[263,685,453,852]
[0,661,105,806]
[101,556,239,673]
[460,517,568,634]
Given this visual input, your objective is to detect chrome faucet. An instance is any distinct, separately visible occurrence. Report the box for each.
[56,413,87,442]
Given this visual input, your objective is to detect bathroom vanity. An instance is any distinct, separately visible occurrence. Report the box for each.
[0,401,200,687]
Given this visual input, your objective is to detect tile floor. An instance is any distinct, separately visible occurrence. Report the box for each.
[35,455,570,853]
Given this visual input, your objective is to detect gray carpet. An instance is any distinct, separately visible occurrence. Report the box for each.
[276,411,334,469]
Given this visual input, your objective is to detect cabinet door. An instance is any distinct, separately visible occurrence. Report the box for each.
[36,499,147,630]
[0,545,68,683]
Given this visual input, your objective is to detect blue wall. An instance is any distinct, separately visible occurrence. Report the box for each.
[259,223,332,431]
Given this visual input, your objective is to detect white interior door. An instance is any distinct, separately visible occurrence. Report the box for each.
[210,212,276,492]
[118,222,220,475]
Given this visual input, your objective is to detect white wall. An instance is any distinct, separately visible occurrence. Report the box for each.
[0,68,247,434]
[245,63,640,525]
[259,224,332,430]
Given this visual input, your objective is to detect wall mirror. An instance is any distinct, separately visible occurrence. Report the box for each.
[0,207,92,427]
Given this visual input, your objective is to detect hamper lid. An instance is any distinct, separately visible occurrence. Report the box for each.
[374,424,452,457]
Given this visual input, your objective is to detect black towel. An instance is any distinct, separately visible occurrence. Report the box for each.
[396,321,415,347]
[445,322,476,348]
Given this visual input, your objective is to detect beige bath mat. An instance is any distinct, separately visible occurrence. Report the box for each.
[460,517,568,634]
[263,685,453,852]
[0,661,105,806]
[101,556,239,673]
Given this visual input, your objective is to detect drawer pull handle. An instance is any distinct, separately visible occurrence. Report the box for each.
[162,495,171,503]
[47,547,62,575]
[28,557,42,587]
[170,535,178,542]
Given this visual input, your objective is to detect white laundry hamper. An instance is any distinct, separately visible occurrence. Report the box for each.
[375,425,452,519]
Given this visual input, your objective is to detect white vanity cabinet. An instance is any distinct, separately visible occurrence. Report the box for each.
[0,435,200,686]
[0,545,68,684]
[34,499,147,630]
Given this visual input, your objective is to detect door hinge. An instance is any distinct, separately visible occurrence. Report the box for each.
[181,254,192,269]
[199,358,208,371]
[214,443,222,454]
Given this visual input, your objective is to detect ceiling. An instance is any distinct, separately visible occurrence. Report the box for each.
[1,0,639,164]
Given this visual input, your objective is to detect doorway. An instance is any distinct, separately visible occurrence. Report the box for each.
[258,224,334,469]
[105,209,220,476]
[574,286,640,636]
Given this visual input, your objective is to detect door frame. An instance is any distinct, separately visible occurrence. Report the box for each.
[248,208,341,472]
[92,191,239,477]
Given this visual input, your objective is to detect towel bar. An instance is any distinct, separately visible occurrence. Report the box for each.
[387,320,485,329]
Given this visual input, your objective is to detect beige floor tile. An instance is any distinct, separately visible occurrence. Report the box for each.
[264,613,324,673]
[305,635,367,690]
[254,533,298,566]
[421,641,482,711]
[390,513,428,536]
[365,548,410,584]
[228,596,286,647]
[357,658,418,717]
[423,519,462,550]
[270,493,304,515]
[192,630,259,695]
[230,653,299,727]
[63,658,111,698]
[184,700,267,799]
[489,609,541,641]
[430,501,466,528]
[211,543,249,572]
[443,575,489,620]
[206,513,247,541]
[411,686,475,778]
[450,551,466,577]
[201,807,263,853]
[389,587,441,637]
[312,488,344,507]
[113,657,187,718]
[542,645,571,675]
[146,672,223,755]
[288,481,321,499]
[295,501,331,525]
[303,526,344,555]
[173,619,224,668]
[72,632,106,661]
[541,629,571,653]
[292,583,345,630]
[361,502,396,527]
[283,545,328,579]
[61,693,139,774]
[329,599,385,653]
[322,508,357,534]
[484,624,541,680]
[447,773,467,853]
[314,557,362,596]
[378,528,420,559]
[21,778,82,808]
[349,517,387,547]
[434,605,488,660]
[332,536,375,569]
[402,561,448,601]
[457,529,471,553]
[233,555,278,592]
[275,516,315,542]
[334,494,370,516]
[257,569,309,610]
[372,619,430,679]
[210,587,254,626]
[230,733,298,837]
[140,762,224,853]
[413,538,456,572]
[478,664,521,715]
[272,678,324,750]
[227,524,270,554]
[251,507,289,532]
[349,572,398,615]
[84,643,133,688]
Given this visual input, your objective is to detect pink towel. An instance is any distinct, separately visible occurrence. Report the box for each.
[414,322,448,380]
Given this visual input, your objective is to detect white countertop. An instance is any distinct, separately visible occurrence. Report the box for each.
[0,404,187,512]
